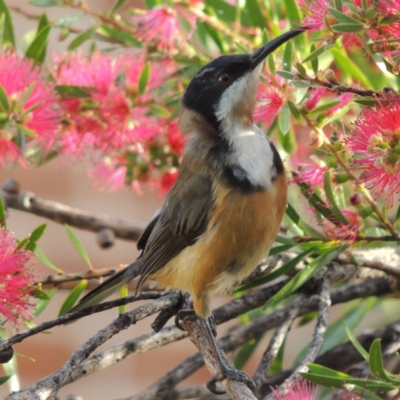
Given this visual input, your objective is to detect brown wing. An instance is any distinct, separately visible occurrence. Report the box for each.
[136,161,213,291]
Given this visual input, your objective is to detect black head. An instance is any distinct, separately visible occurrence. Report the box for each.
[182,28,307,131]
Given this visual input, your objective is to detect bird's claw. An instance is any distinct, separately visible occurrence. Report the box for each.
[206,365,256,395]
[175,308,197,331]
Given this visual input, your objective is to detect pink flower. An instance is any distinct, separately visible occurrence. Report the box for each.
[0,227,37,325]
[255,84,284,127]
[299,0,331,31]
[53,52,172,154]
[321,210,360,245]
[160,170,178,194]
[133,6,196,54]
[291,157,328,188]
[345,101,400,206]
[0,51,60,166]
[326,93,353,115]
[272,379,317,400]
[305,88,327,111]
[167,121,186,155]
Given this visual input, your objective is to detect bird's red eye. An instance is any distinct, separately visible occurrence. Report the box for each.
[218,73,231,84]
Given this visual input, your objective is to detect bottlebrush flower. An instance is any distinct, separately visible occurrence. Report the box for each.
[0,227,36,325]
[326,93,353,115]
[321,209,361,245]
[299,0,331,31]
[0,51,60,166]
[167,121,186,155]
[291,156,328,189]
[305,88,327,111]
[255,84,284,127]
[160,170,179,194]
[345,101,400,206]
[132,6,197,54]
[271,379,317,400]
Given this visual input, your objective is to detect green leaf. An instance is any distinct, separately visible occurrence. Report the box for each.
[0,83,10,111]
[68,27,95,50]
[344,322,369,361]
[25,223,46,252]
[287,100,301,121]
[55,85,93,98]
[0,376,11,385]
[295,62,307,77]
[111,0,127,15]
[302,44,330,63]
[290,80,311,88]
[278,105,290,135]
[25,15,51,63]
[283,0,306,49]
[354,97,377,106]
[331,22,364,32]
[148,104,170,117]
[323,172,349,225]
[54,14,84,28]
[245,0,265,28]
[283,41,293,72]
[0,197,6,228]
[395,204,400,222]
[119,284,128,314]
[0,0,15,47]
[327,7,361,24]
[35,246,63,273]
[32,289,50,300]
[33,288,57,317]
[239,246,318,292]
[308,101,341,116]
[369,339,400,384]
[30,0,63,5]
[65,224,92,269]
[58,280,88,316]
[265,247,342,308]
[310,44,319,74]
[268,243,295,256]
[138,62,151,95]
[275,70,295,79]
[234,336,263,369]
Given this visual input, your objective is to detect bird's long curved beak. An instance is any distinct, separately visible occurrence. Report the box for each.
[250,27,308,69]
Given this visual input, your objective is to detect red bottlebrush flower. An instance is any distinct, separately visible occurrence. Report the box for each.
[160,170,178,194]
[0,227,36,325]
[345,101,400,206]
[299,0,331,31]
[54,52,170,154]
[0,52,60,165]
[133,6,196,54]
[255,84,284,127]
[291,157,328,188]
[322,210,361,245]
[272,379,317,400]
[326,92,353,115]
[305,88,327,111]
[167,121,186,155]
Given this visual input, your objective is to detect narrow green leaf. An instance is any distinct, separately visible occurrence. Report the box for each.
[395,204,400,221]
[119,284,128,314]
[268,243,295,256]
[239,246,318,292]
[0,376,11,385]
[111,0,127,14]
[25,223,46,251]
[234,336,263,369]
[327,7,361,24]
[30,0,62,5]
[25,17,51,62]
[302,44,329,63]
[68,27,95,50]
[283,42,293,72]
[0,197,6,227]
[265,247,342,308]
[335,0,343,11]
[0,0,15,47]
[245,0,265,28]
[54,14,84,28]
[35,246,63,273]
[286,202,301,226]
[58,280,88,316]
[275,70,295,79]
[308,101,341,116]
[331,23,364,32]
[283,0,306,49]
[33,288,57,317]
[344,322,369,361]
[148,104,170,117]
[369,339,400,384]
[287,100,301,121]
[55,85,93,98]
[138,62,151,95]
[354,97,377,106]
[278,105,290,135]
[323,172,349,225]
[309,45,319,74]
[290,80,311,88]
[65,224,92,269]
[0,83,9,111]
[32,289,50,300]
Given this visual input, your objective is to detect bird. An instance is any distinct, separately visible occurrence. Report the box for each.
[69,27,306,393]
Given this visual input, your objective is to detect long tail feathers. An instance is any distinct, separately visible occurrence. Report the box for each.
[68,259,142,314]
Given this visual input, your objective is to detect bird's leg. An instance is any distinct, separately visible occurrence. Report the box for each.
[198,316,256,395]
[175,293,195,331]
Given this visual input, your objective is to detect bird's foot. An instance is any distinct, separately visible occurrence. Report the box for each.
[206,364,256,395]
[175,308,196,331]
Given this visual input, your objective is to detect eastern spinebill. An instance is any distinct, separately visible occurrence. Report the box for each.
[69,27,307,393]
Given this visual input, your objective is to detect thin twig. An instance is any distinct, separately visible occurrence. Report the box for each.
[6,293,180,400]
[253,294,306,391]
[1,181,145,241]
